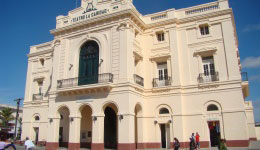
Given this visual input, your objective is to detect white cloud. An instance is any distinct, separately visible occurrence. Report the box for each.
[242,57,260,68]
[243,24,260,32]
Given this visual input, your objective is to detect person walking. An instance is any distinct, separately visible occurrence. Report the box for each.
[190,133,196,150]
[195,132,200,149]
[24,137,35,150]
[174,138,180,150]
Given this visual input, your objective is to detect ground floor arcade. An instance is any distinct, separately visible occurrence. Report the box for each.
[22,88,256,150]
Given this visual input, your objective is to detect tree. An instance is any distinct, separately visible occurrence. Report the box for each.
[0,108,15,128]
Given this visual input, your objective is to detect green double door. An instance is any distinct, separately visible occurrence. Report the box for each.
[78,41,99,85]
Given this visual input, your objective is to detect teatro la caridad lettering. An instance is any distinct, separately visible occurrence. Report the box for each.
[22,0,257,150]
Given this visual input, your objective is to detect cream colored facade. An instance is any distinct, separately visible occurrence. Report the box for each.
[22,0,256,149]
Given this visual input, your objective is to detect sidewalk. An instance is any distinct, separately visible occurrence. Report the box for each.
[14,142,260,150]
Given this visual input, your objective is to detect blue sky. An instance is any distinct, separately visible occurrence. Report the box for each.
[0,0,260,121]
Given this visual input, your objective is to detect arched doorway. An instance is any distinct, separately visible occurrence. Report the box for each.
[104,104,118,149]
[206,104,222,147]
[79,40,99,85]
[80,105,92,149]
[58,106,70,148]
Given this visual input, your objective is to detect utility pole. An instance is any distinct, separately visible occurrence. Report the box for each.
[14,98,23,141]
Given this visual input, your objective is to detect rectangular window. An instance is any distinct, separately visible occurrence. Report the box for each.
[157,62,168,80]
[202,56,215,76]
[200,25,210,35]
[157,33,165,42]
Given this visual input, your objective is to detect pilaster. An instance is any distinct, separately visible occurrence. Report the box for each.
[46,118,60,150]
[50,40,61,91]
[91,115,105,150]
[118,114,135,150]
[68,116,81,150]
[169,28,181,86]
[118,23,135,83]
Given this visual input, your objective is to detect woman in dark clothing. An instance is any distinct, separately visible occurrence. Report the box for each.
[190,137,196,150]
[174,138,180,150]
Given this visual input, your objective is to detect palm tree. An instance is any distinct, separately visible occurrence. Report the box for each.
[0,107,15,128]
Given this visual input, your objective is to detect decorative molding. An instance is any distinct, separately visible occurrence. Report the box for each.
[194,46,217,55]
[27,49,54,58]
[150,53,170,60]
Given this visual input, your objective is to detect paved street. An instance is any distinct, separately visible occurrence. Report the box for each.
[13,141,260,150]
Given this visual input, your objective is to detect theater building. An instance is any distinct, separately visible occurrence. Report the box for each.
[21,0,257,149]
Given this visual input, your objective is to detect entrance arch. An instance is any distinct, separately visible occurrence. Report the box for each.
[79,105,93,149]
[103,103,118,149]
[79,40,99,85]
[58,106,70,148]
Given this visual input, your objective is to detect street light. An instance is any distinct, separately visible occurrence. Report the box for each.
[14,98,23,141]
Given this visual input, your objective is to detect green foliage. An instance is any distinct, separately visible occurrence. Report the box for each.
[0,107,15,128]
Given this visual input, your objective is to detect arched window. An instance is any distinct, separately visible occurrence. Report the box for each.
[207,104,219,111]
[60,114,63,120]
[79,40,99,85]
[35,116,40,121]
[159,108,169,114]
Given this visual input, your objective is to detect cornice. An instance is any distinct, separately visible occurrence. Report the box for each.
[50,9,147,36]
[177,9,232,24]
[50,7,232,36]
[27,49,54,58]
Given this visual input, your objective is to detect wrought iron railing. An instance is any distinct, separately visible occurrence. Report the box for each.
[241,72,248,81]
[57,73,113,89]
[152,76,172,87]
[134,74,144,86]
[33,94,43,101]
[198,72,219,83]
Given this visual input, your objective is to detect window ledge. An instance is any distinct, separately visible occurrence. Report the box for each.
[198,34,212,39]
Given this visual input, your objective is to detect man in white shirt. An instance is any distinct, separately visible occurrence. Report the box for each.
[0,137,6,150]
[24,137,35,150]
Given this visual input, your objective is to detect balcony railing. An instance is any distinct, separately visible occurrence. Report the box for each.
[134,74,144,86]
[241,72,248,81]
[57,73,113,89]
[153,76,172,88]
[185,4,219,15]
[198,72,219,83]
[33,94,43,101]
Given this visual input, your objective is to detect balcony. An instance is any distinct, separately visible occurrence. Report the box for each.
[57,73,113,95]
[153,76,172,88]
[134,74,144,86]
[198,72,219,83]
[57,73,113,88]
[241,72,249,98]
[33,94,43,101]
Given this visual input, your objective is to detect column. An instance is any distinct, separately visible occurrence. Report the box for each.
[68,116,81,150]
[118,114,135,150]
[46,118,60,150]
[91,115,105,150]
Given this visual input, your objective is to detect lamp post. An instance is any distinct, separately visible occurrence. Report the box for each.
[14,98,23,141]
